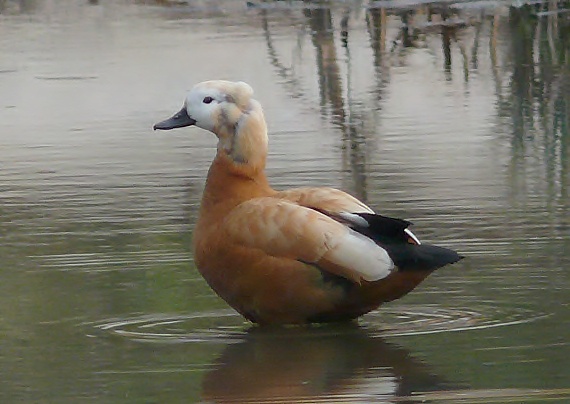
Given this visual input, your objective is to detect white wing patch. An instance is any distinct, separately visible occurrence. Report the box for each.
[337,211,370,228]
[325,230,394,282]
[404,228,421,245]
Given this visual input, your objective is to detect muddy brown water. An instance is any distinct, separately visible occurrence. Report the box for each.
[1,0,569,402]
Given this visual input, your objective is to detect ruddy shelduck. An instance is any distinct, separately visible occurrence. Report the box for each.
[154,80,463,325]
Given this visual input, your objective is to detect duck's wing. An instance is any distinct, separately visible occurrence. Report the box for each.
[277,187,463,272]
[223,198,395,283]
[277,187,420,246]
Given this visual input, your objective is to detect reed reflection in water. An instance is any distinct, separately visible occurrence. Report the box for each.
[0,0,569,402]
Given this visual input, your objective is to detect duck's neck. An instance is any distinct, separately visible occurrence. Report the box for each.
[216,98,268,170]
[200,98,273,212]
[200,147,274,214]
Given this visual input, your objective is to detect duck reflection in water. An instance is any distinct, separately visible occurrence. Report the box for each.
[201,324,454,403]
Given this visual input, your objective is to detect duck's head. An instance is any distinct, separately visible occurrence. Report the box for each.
[154,80,268,168]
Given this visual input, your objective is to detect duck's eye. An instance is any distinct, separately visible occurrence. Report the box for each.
[203,96,214,104]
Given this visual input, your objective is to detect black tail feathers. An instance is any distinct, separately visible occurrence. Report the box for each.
[316,210,464,272]
[384,243,464,271]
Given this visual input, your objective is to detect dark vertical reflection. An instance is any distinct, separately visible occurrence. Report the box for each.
[436,7,470,81]
[366,5,389,98]
[442,24,453,79]
[507,6,536,203]
[0,0,38,13]
[304,5,368,201]
[259,9,306,99]
[304,7,345,127]
[400,11,415,48]
[562,77,569,209]
[489,12,504,106]
[340,8,369,202]
[471,11,484,71]
[506,4,569,210]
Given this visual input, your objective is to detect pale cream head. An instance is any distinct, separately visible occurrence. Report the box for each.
[194,81,268,167]
[155,80,269,168]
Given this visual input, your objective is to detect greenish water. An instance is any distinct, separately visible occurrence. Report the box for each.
[0,0,568,402]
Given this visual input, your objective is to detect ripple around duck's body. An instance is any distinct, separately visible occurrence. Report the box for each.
[92,309,250,344]
[360,304,550,337]
[91,304,549,344]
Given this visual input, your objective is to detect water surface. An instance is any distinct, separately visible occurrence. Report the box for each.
[1,0,568,402]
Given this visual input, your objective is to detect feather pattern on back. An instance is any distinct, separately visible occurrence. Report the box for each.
[223,198,395,283]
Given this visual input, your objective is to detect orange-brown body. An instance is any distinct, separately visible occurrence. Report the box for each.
[193,153,432,324]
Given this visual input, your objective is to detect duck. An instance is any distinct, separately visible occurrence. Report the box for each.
[154,80,463,325]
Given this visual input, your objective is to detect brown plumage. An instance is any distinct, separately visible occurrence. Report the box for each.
[154,80,463,325]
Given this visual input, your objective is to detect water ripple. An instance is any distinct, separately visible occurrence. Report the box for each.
[360,304,550,337]
[91,309,248,344]
[91,304,549,344]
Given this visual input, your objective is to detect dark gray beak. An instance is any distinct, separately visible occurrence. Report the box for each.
[153,107,197,130]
